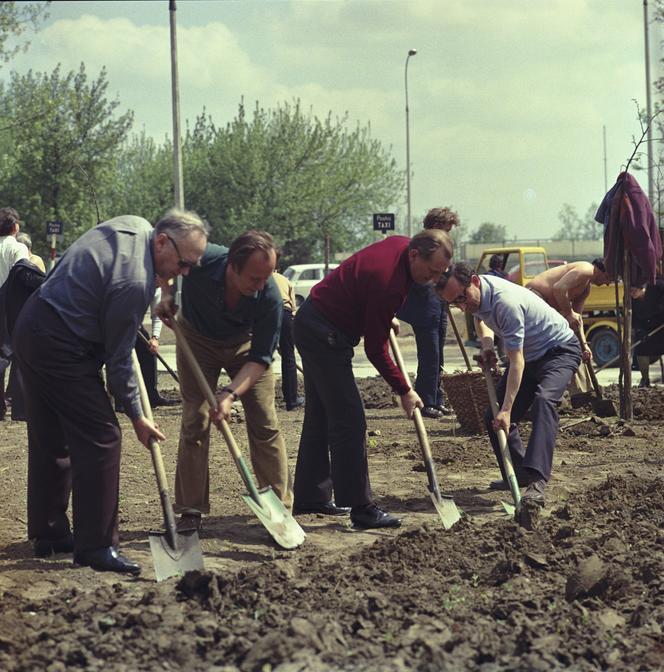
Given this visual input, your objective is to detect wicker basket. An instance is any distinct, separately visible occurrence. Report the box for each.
[442,369,499,434]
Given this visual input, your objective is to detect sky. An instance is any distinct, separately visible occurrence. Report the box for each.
[4,0,662,239]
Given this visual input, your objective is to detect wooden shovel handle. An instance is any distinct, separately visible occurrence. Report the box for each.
[446,304,473,371]
[576,323,603,399]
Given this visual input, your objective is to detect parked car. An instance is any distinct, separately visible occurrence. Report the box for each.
[282,263,339,306]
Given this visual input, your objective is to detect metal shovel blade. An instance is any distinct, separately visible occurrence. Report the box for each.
[500,501,516,516]
[148,530,205,582]
[242,487,306,550]
[430,492,462,530]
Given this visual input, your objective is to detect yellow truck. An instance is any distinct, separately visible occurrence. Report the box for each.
[468,247,621,367]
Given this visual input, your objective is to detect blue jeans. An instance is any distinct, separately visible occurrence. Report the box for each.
[412,306,448,407]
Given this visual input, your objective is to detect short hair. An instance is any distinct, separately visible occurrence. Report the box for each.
[592,257,606,273]
[16,232,32,251]
[423,207,459,230]
[408,229,454,261]
[228,230,276,272]
[154,208,209,240]
[0,207,20,236]
[489,254,504,271]
[436,262,474,293]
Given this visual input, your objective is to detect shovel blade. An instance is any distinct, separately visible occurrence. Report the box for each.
[148,530,205,582]
[242,487,306,550]
[430,492,462,530]
[591,398,617,417]
[500,500,516,517]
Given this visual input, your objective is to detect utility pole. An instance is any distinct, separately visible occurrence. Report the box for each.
[404,48,417,237]
[603,125,608,194]
[169,0,184,210]
[644,0,654,205]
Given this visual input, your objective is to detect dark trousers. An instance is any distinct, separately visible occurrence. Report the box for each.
[412,304,448,407]
[13,295,122,552]
[484,341,581,482]
[135,326,160,405]
[279,309,299,406]
[293,299,371,507]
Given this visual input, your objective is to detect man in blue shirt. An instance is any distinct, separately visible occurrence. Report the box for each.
[158,230,292,532]
[12,210,209,575]
[437,262,581,505]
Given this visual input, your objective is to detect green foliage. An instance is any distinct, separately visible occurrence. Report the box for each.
[0,63,133,252]
[182,100,403,266]
[0,2,50,66]
[468,222,507,244]
[552,202,600,241]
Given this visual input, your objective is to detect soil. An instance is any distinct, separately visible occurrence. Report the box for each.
[0,343,663,671]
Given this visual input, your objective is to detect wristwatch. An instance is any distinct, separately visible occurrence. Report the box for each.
[221,385,239,401]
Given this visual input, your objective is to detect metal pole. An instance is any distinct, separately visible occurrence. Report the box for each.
[169,0,185,307]
[169,0,184,210]
[405,49,417,237]
[644,0,654,205]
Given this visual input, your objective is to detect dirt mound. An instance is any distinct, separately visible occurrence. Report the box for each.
[356,376,397,409]
[2,474,662,671]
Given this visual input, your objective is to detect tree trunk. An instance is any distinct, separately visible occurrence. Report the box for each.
[621,248,633,421]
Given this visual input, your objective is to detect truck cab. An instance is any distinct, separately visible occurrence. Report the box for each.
[467,247,621,367]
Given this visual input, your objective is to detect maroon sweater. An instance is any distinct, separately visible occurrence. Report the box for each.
[310,235,412,395]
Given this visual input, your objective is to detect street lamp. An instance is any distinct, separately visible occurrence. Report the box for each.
[405,48,417,237]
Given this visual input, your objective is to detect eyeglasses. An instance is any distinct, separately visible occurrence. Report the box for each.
[166,234,199,269]
[449,285,469,307]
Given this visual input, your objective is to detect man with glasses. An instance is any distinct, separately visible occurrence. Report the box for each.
[12,209,209,575]
[437,262,581,506]
[157,230,293,533]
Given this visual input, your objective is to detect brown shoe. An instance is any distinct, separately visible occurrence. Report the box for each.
[176,513,202,533]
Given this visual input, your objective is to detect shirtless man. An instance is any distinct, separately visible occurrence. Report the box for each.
[527,258,610,344]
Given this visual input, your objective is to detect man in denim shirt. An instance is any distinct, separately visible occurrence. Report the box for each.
[437,262,581,505]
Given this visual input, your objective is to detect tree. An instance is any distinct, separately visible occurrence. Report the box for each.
[552,203,601,240]
[0,63,133,250]
[0,2,50,67]
[468,222,507,244]
[183,100,403,266]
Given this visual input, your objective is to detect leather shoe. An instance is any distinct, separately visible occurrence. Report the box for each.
[152,396,180,407]
[350,503,401,529]
[286,396,305,411]
[522,479,546,506]
[293,500,350,516]
[73,546,141,575]
[421,406,444,419]
[176,513,202,532]
[434,404,453,416]
[33,533,74,558]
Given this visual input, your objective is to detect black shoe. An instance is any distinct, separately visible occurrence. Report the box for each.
[73,546,141,575]
[350,504,401,529]
[522,479,546,506]
[151,396,180,407]
[434,404,453,416]
[33,533,74,558]
[286,396,305,411]
[488,468,531,490]
[639,377,651,388]
[293,500,350,516]
[176,513,202,532]
[421,406,443,419]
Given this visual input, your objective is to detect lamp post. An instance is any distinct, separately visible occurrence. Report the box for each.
[405,48,417,237]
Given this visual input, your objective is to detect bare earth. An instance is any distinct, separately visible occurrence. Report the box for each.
[0,336,663,670]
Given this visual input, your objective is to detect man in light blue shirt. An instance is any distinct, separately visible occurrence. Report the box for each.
[437,262,581,505]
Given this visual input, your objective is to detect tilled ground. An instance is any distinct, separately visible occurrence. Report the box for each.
[0,366,663,671]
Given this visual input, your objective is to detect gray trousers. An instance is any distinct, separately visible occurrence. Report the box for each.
[484,341,581,481]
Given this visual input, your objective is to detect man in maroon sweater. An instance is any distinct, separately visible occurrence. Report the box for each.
[293,230,453,529]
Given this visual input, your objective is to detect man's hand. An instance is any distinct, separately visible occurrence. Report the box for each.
[565,310,582,331]
[132,416,166,449]
[478,342,498,370]
[493,408,511,435]
[155,294,177,328]
[209,392,235,427]
[391,317,400,335]
[400,388,423,419]
[148,336,159,354]
[582,346,592,363]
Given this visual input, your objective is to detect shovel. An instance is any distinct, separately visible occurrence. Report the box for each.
[388,330,461,529]
[131,350,205,581]
[577,324,617,417]
[446,304,473,371]
[479,357,521,516]
[171,320,305,550]
[137,329,180,384]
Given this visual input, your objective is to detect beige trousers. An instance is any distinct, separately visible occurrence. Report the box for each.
[173,317,293,514]
[568,361,593,406]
